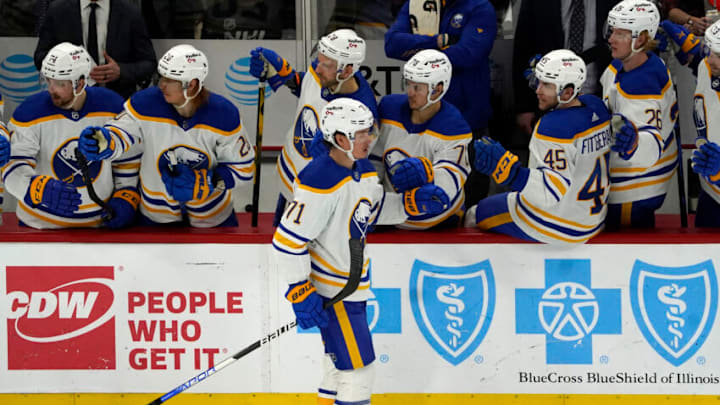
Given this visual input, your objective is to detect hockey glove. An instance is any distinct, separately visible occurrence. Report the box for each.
[388,156,434,192]
[78,126,115,161]
[473,136,523,186]
[658,20,701,66]
[25,175,81,216]
[249,47,294,91]
[309,128,329,158]
[691,141,720,184]
[523,54,543,89]
[161,164,214,203]
[610,113,639,159]
[0,134,9,167]
[403,183,449,217]
[285,280,329,330]
[105,188,140,229]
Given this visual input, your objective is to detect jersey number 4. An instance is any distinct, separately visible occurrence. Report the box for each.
[577,152,610,215]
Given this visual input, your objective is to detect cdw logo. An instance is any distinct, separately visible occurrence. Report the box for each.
[5,266,116,370]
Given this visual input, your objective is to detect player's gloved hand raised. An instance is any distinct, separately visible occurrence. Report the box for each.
[388,156,434,192]
[610,114,639,159]
[0,134,9,167]
[249,47,294,91]
[403,184,449,217]
[523,54,543,88]
[692,140,720,184]
[285,280,329,329]
[658,20,701,65]
[309,128,329,158]
[25,175,81,216]
[473,136,522,186]
[104,188,140,229]
[78,126,115,161]
[161,164,214,203]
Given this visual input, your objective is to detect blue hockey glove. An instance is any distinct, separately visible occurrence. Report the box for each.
[473,136,522,186]
[285,280,329,330]
[610,114,639,159]
[104,188,139,229]
[78,126,115,161]
[309,128,329,158]
[0,134,9,167]
[388,156,434,192]
[692,141,720,184]
[161,164,214,203]
[25,175,81,216]
[249,47,294,91]
[523,53,543,89]
[658,20,701,65]
[403,184,449,217]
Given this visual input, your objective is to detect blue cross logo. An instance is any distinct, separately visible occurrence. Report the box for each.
[516,259,622,364]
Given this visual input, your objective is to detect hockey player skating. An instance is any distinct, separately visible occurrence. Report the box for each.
[2,42,138,229]
[464,49,612,243]
[370,49,470,230]
[272,98,447,405]
[247,29,378,223]
[78,44,255,228]
[601,0,678,228]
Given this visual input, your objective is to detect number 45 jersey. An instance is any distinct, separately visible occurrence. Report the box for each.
[509,95,612,244]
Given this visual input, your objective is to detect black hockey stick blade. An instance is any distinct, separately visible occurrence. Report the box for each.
[74,148,115,221]
[146,239,365,405]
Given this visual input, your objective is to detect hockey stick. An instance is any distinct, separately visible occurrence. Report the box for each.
[248,66,267,227]
[74,147,114,221]
[147,238,365,405]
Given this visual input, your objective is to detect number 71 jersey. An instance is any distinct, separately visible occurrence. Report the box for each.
[508,95,612,244]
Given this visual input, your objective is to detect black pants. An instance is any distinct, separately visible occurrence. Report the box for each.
[463,127,490,208]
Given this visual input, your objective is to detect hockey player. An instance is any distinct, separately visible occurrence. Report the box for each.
[78,44,255,228]
[272,98,448,405]
[688,20,720,227]
[371,49,471,230]
[601,0,678,228]
[0,118,9,226]
[247,29,378,220]
[464,50,611,243]
[2,42,138,229]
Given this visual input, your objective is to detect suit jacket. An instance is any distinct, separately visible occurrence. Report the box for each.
[512,0,620,114]
[34,0,157,99]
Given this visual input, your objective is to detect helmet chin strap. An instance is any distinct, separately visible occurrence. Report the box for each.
[174,84,202,110]
[418,85,442,111]
[62,80,86,110]
[330,69,350,94]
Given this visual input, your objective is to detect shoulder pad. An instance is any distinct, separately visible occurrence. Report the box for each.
[195,93,241,133]
[11,92,56,124]
[297,155,352,192]
[127,87,176,119]
[85,87,124,114]
[425,101,472,138]
[378,94,407,121]
[616,53,671,96]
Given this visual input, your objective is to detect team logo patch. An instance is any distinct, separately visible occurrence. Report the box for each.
[293,106,319,158]
[158,145,211,173]
[349,198,373,241]
[451,13,464,28]
[409,259,495,365]
[5,266,115,369]
[630,260,718,366]
[52,138,101,187]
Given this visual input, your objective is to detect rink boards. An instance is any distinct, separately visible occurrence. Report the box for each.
[1,235,719,404]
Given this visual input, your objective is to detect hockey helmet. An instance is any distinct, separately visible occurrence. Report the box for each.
[317,29,366,75]
[157,44,209,91]
[606,0,660,52]
[705,20,720,56]
[321,98,374,160]
[403,49,452,110]
[41,42,92,93]
[532,49,586,104]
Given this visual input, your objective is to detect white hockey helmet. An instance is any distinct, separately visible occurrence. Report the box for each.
[704,20,720,56]
[41,42,92,93]
[533,49,586,105]
[403,49,452,110]
[321,98,374,161]
[158,44,209,91]
[317,29,365,93]
[606,0,660,53]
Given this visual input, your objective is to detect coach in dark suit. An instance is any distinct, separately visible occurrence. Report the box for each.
[513,0,620,135]
[34,0,157,99]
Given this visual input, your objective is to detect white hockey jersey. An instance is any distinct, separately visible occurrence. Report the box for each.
[694,58,720,204]
[2,87,138,229]
[508,95,611,244]
[106,87,255,227]
[600,53,678,204]
[272,156,384,302]
[276,66,378,199]
[371,94,471,229]
[0,120,8,226]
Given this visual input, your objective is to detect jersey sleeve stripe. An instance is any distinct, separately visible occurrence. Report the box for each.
[515,206,601,244]
[610,169,676,192]
[17,202,103,227]
[187,193,232,220]
[278,223,311,243]
[476,212,512,230]
[272,243,309,256]
[273,232,308,250]
[611,151,677,174]
[545,171,569,196]
[610,158,676,183]
[541,174,561,202]
[520,195,598,230]
[2,161,32,182]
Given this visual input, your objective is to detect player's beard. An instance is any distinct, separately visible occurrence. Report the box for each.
[50,92,74,108]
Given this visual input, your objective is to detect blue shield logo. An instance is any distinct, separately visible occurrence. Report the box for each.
[409,259,495,365]
[630,260,718,366]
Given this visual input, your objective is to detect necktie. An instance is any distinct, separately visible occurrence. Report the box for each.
[568,0,585,54]
[87,2,99,64]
